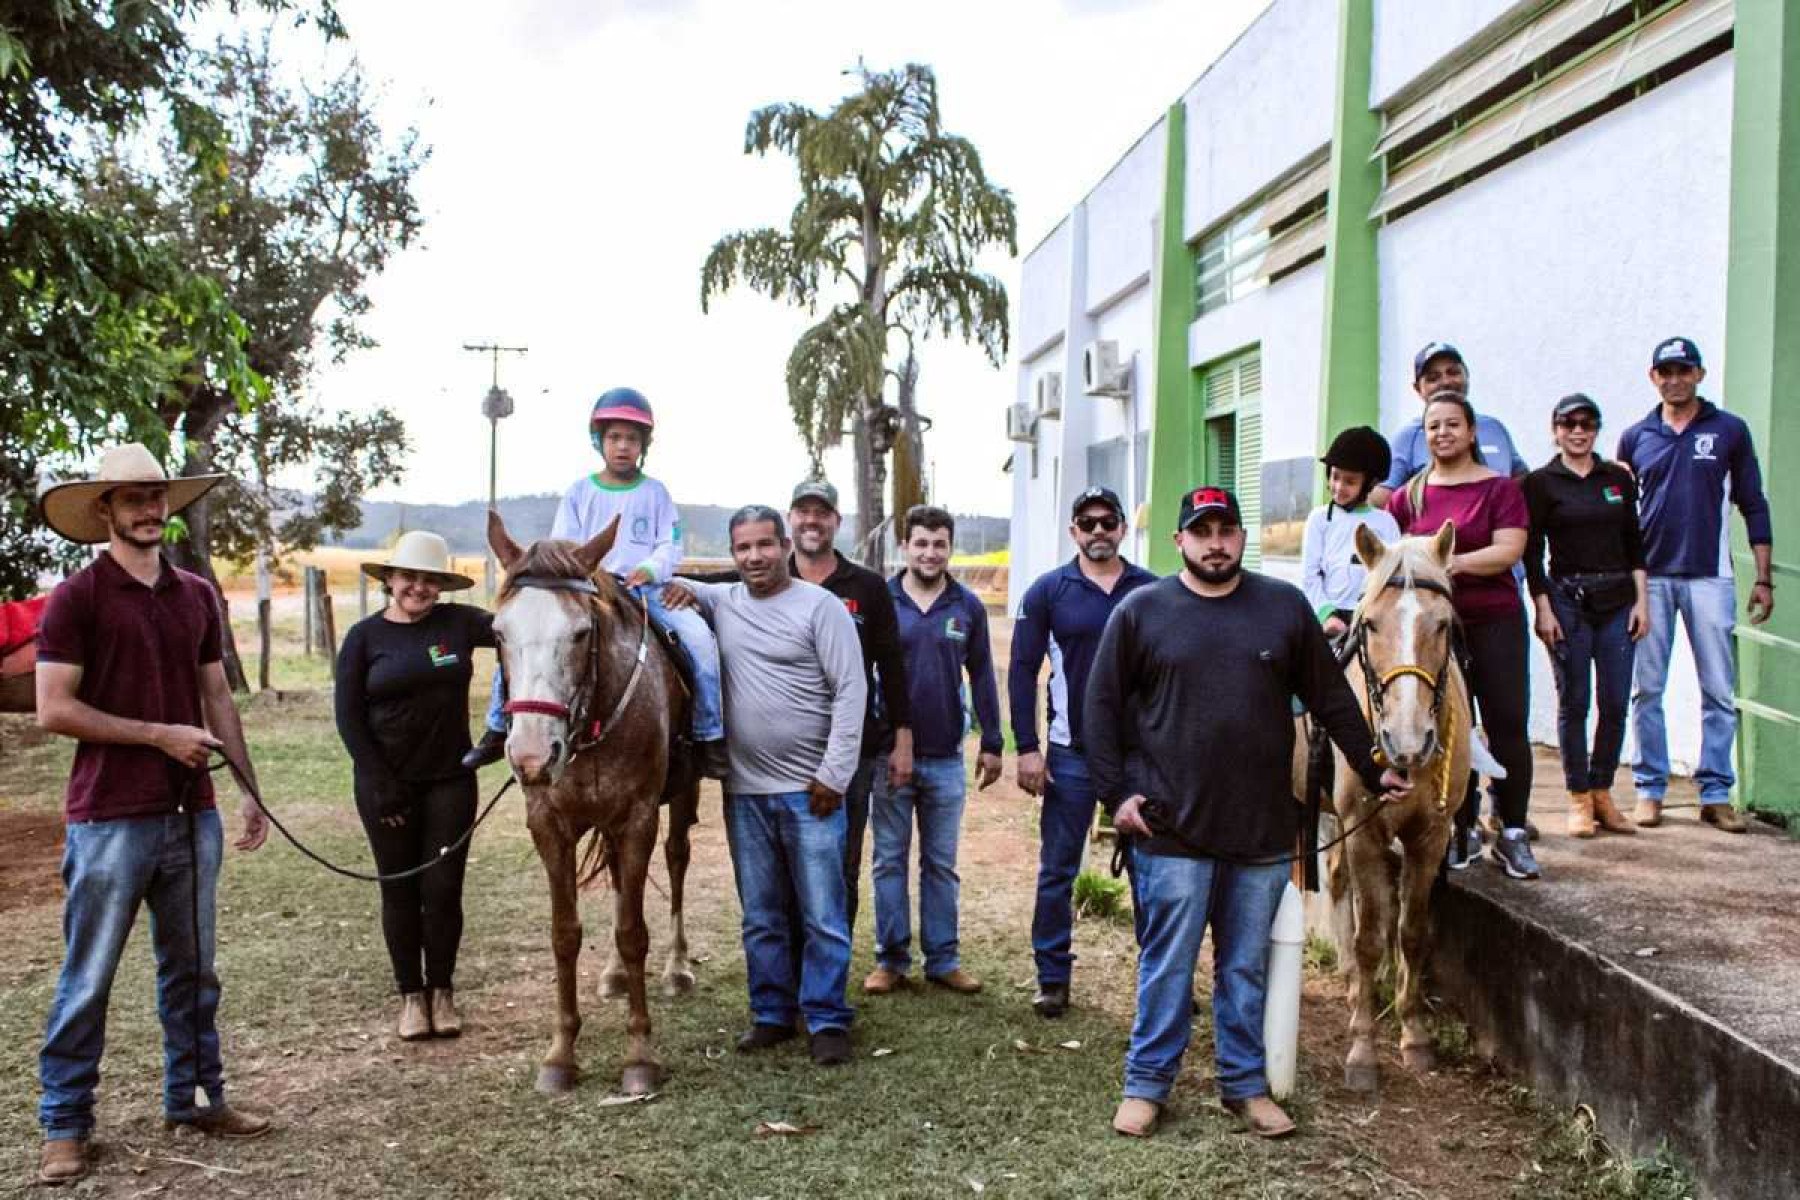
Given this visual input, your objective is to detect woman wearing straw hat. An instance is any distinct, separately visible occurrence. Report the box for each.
[333,531,493,1041]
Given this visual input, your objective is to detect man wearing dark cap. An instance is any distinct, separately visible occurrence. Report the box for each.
[1368,342,1529,509]
[1616,336,1774,832]
[1007,486,1156,1017]
[1086,485,1409,1141]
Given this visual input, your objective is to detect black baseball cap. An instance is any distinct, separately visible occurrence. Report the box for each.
[1651,336,1703,370]
[1412,341,1465,382]
[789,479,839,511]
[1071,485,1124,520]
[1552,393,1602,422]
[1176,484,1242,531]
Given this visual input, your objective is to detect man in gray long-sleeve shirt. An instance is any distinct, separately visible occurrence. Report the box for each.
[671,505,866,1066]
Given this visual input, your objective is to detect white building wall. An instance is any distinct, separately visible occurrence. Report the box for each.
[1085,123,1163,312]
[1018,219,1072,361]
[1014,346,1067,611]
[1189,261,1328,463]
[1370,0,1527,106]
[1378,55,1735,767]
[1088,285,1153,563]
[1181,0,1334,239]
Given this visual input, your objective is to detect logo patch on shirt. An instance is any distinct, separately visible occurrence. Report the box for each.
[1602,485,1624,504]
[1693,433,1717,461]
[943,616,967,641]
[631,515,651,540]
[842,597,864,624]
[428,644,460,668]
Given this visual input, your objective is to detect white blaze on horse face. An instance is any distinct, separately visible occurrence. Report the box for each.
[495,588,587,785]
[1380,587,1437,768]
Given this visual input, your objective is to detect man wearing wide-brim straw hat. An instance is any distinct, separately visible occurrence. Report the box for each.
[32,442,273,1187]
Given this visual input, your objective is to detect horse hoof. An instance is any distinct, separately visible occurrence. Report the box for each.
[1344,1062,1380,1094]
[621,1063,662,1096]
[535,1064,579,1095]
[1402,1043,1437,1073]
[661,969,695,998]
[598,974,629,1001]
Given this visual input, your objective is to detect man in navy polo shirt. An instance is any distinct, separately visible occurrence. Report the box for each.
[1008,486,1155,1018]
[1617,336,1774,832]
[865,504,1004,996]
[1369,342,1529,508]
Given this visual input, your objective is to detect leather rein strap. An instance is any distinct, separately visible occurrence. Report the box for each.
[501,573,651,760]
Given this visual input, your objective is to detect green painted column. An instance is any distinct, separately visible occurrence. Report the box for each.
[1145,101,1192,574]
[1725,0,1800,819]
[1315,0,1382,478]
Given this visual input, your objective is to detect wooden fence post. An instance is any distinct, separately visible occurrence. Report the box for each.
[315,576,338,676]
[302,567,316,656]
[256,547,272,691]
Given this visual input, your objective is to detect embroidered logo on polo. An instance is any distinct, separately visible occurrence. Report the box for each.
[842,596,864,625]
[428,644,460,668]
[943,616,968,641]
[1693,433,1717,461]
[631,515,651,540]
[1602,485,1624,504]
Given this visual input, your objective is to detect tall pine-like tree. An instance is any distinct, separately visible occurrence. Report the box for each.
[701,63,1014,564]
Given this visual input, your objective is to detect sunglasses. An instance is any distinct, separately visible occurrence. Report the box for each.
[1555,416,1599,431]
[1074,515,1122,533]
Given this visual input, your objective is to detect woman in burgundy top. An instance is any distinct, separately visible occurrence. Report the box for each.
[1389,392,1538,880]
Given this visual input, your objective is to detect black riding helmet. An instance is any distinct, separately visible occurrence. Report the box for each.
[1320,426,1392,502]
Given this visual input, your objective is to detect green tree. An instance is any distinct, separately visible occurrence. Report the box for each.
[82,32,425,686]
[701,63,1016,564]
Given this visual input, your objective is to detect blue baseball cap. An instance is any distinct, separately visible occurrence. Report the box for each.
[1412,342,1465,382]
[1651,336,1703,370]
[1070,485,1124,520]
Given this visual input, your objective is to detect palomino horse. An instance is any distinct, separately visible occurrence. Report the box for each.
[488,512,700,1096]
[1304,521,1470,1093]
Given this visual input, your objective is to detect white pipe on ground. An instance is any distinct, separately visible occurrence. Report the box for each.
[1264,880,1305,1100]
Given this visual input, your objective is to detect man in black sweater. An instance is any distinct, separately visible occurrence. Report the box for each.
[1086,485,1408,1141]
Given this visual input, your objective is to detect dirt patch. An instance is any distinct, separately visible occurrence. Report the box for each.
[0,809,63,914]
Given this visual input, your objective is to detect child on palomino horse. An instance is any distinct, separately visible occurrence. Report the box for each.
[1301,427,1402,641]
[464,388,727,778]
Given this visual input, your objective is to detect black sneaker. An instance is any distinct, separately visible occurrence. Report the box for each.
[1446,826,1481,872]
[735,1023,797,1053]
[698,739,730,781]
[1032,982,1069,1019]
[1490,829,1542,880]
[461,728,506,771]
[809,1027,852,1066]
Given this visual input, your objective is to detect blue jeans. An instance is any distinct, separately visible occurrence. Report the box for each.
[485,582,723,741]
[1632,576,1737,802]
[1032,744,1095,986]
[40,810,227,1140]
[1548,585,1636,793]
[723,792,853,1033]
[871,755,967,976]
[1124,851,1288,1105]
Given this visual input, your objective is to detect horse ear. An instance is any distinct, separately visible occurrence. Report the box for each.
[1431,519,1457,566]
[1353,522,1389,571]
[487,509,523,570]
[574,516,620,578]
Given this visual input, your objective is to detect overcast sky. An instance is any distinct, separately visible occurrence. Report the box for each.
[289,0,1271,516]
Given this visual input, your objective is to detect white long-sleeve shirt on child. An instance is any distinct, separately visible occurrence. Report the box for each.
[550,473,684,583]
[1300,504,1403,620]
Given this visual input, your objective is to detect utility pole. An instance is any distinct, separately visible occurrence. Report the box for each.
[463,341,528,597]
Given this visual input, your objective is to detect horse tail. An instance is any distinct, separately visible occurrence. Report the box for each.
[575,828,613,892]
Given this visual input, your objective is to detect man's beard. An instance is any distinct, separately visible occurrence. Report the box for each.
[112,517,165,549]
[1180,547,1241,585]
[1079,540,1119,563]
[908,564,944,584]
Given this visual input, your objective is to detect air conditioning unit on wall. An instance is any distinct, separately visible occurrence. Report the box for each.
[1005,402,1036,443]
[1083,341,1132,397]
[1035,372,1063,418]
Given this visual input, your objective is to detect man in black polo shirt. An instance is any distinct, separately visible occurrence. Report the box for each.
[33,444,272,1186]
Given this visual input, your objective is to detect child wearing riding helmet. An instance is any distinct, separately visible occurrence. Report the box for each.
[465,388,727,777]
[1301,427,1402,638]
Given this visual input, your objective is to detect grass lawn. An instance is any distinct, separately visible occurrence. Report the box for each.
[0,610,1691,1198]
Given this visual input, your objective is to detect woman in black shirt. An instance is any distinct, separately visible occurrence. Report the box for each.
[334,532,494,1041]
[1524,395,1648,839]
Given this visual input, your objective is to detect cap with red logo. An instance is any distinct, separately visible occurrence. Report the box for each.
[1177,484,1242,531]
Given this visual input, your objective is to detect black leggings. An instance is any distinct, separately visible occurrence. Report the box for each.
[354,772,477,993]
[1459,616,1533,831]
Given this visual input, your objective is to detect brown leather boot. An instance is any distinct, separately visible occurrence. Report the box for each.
[1566,791,1596,838]
[862,966,907,995]
[1590,789,1636,834]
[926,967,983,994]
[37,1138,87,1186]
[1634,797,1664,827]
[1112,1097,1160,1137]
[398,992,432,1041]
[1700,803,1748,833]
[166,1104,272,1138]
[1225,1095,1297,1138]
[429,988,461,1038]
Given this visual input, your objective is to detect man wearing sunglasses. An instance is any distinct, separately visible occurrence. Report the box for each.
[1616,336,1774,832]
[1007,486,1155,1018]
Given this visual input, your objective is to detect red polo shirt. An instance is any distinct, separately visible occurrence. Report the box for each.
[35,551,223,822]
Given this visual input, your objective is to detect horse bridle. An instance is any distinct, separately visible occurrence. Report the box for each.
[1349,574,1457,743]
[501,574,651,760]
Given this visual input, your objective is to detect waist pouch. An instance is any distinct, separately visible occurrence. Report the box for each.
[1558,572,1634,617]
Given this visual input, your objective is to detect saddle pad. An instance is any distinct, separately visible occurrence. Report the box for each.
[0,596,47,660]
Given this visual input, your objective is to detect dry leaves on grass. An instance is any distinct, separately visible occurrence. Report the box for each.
[595,1092,659,1108]
[754,1120,820,1137]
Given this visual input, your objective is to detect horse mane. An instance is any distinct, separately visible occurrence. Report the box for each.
[1357,533,1452,608]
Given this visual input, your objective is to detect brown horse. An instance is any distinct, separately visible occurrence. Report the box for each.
[488,512,700,1096]
[1303,521,1470,1093]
